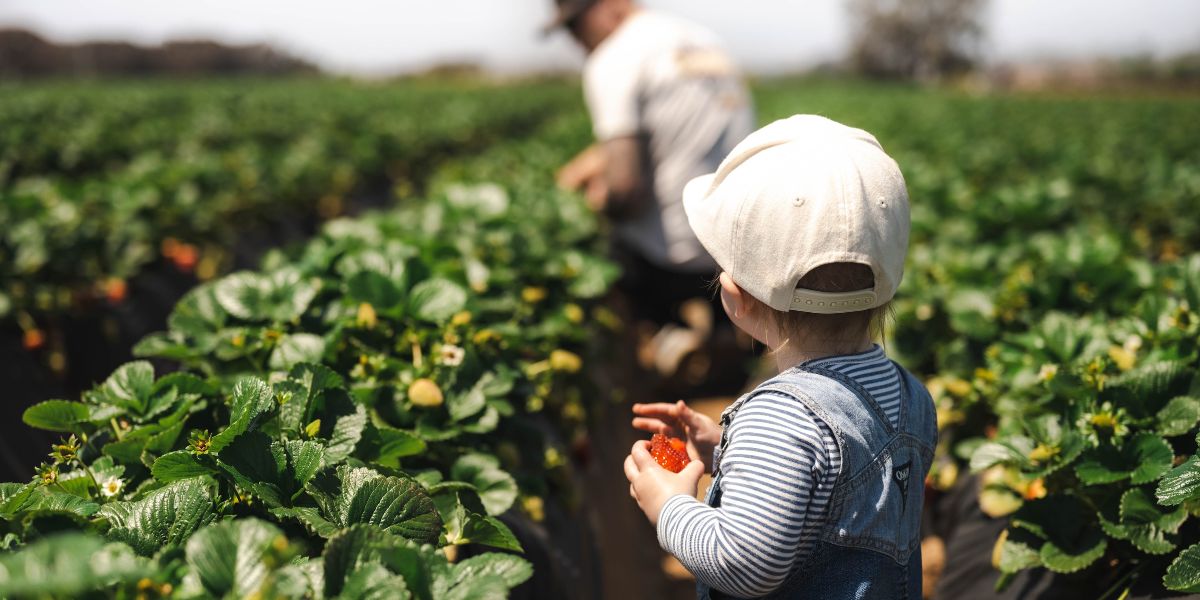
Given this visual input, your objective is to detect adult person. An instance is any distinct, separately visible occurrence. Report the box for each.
[547,0,756,392]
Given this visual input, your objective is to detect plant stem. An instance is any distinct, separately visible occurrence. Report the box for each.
[109,418,125,441]
[1097,563,1142,600]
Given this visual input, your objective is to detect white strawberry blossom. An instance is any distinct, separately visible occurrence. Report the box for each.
[439,344,465,367]
[99,476,124,498]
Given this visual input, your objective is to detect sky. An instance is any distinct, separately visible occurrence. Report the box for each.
[0,0,1196,75]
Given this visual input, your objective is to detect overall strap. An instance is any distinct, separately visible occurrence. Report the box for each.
[784,364,897,435]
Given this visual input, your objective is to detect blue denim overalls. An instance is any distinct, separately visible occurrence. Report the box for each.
[698,362,937,599]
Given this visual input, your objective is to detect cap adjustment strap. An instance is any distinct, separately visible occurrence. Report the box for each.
[789,289,878,314]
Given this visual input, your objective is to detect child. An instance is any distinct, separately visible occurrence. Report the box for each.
[622,115,937,599]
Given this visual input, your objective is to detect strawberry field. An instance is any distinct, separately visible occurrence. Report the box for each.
[1,78,1198,599]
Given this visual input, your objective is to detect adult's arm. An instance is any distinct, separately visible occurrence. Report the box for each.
[598,134,653,220]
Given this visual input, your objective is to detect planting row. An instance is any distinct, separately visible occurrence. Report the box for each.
[0,80,575,358]
[756,80,1200,594]
[0,107,618,597]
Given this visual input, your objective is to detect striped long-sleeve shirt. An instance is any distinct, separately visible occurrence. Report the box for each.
[656,345,902,598]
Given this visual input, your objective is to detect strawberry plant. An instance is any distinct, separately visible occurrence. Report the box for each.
[0,79,577,380]
[0,104,616,597]
[968,256,1200,591]
[755,80,1200,594]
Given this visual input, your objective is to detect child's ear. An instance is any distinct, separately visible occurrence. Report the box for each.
[718,272,746,319]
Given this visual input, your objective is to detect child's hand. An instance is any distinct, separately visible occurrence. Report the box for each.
[632,400,721,473]
[623,440,705,526]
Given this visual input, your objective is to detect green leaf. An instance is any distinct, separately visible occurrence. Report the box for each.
[307,466,441,543]
[320,524,431,599]
[217,431,287,508]
[460,406,500,435]
[347,271,404,310]
[325,403,368,463]
[376,545,435,600]
[447,377,487,422]
[996,530,1042,574]
[322,525,381,597]
[452,553,532,589]
[215,272,270,321]
[22,400,91,432]
[169,284,227,339]
[970,439,1031,472]
[278,363,344,434]
[946,289,997,340]
[1120,487,1188,555]
[1011,494,1105,572]
[209,377,276,453]
[567,256,619,299]
[270,333,327,370]
[364,424,426,469]
[141,419,186,463]
[409,278,467,323]
[451,454,518,516]
[0,483,37,517]
[185,519,286,598]
[102,437,149,465]
[0,534,144,597]
[1075,433,1174,485]
[1123,487,1170,524]
[7,489,100,520]
[1158,456,1200,506]
[214,269,320,323]
[337,561,410,600]
[458,513,523,552]
[344,477,442,542]
[1131,435,1175,485]
[1109,360,1192,407]
[99,361,155,414]
[98,477,215,556]
[153,372,214,397]
[270,558,322,598]
[1159,396,1200,437]
[285,440,325,489]
[268,268,322,322]
[1039,532,1106,574]
[444,574,510,600]
[978,487,1024,518]
[151,451,214,482]
[1165,542,1200,592]
[271,506,340,538]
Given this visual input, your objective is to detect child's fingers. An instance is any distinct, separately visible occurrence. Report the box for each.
[677,400,706,427]
[631,417,678,435]
[632,402,682,418]
[630,440,654,469]
[680,458,705,481]
[623,454,640,483]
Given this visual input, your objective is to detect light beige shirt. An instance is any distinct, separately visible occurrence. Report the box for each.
[584,10,755,273]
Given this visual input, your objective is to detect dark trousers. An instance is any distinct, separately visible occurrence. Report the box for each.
[611,244,753,398]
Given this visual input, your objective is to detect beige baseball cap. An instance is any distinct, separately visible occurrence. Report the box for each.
[683,115,910,315]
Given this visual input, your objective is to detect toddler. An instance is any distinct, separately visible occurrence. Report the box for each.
[623,115,937,599]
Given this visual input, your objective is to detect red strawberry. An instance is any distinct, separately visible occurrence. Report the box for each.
[23,328,45,351]
[171,244,199,273]
[650,433,691,473]
[104,278,128,304]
